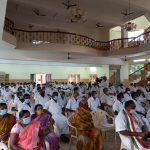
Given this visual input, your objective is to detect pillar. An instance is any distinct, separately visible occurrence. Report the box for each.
[120,61,130,87]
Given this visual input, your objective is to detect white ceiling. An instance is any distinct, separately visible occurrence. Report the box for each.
[6,0,150,32]
[3,0,150,65]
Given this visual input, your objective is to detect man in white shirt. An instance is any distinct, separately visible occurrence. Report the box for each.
[101,76,108,88]
[44,92,69,142]
[113,93,124,116]
[101,88,115,116]
[117,84,125,94]
[34,88,48,107]
[66,90,81,113]
[147,109,150,123]
[2,86,12,102]
[12,93,34,119]
[115,100,150,150]
[101,88,115,108]
[88,91,101,111]
[109,83,116,95]
[124,88,132,102]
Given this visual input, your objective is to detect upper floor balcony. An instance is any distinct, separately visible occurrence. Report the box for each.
[3,18,150,57]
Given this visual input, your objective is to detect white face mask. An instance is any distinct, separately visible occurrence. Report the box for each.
[127,91,131,94]
[53,96,58,101]
[130,109,136,114]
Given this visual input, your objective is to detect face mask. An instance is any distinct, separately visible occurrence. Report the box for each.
[36,109,43,116]
[106,92,109,95]
[120,98,125,103]
[19,95,24,99]
[22,116,31,125]
[53,96,58,101]
[127,91,131,94]
[24,99,30,104]
[5,89,9,92]
[130,109,136,114]
[0,109,8,116]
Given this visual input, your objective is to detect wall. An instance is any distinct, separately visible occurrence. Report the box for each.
[132,15,150,30]
[0,64,109,82]
[109,26,121,40]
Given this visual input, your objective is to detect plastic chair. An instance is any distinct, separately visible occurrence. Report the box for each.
[45,140,50,150]
[120,140,134,150]
[91,109,116,140]
[0,142,8,150]
[67,115,78,150]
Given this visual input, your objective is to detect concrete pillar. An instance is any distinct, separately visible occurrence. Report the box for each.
[0,0,7,38]
[121,27,128,48]
[120,61,130,87]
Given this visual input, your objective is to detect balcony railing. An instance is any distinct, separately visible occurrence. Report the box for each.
[14,29,109,51]
[4,18,150,51]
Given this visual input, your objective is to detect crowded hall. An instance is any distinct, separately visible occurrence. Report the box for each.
[1,0,150,150]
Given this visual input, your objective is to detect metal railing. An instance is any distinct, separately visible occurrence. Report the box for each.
[3,18,150,51]
[129,62,150,82]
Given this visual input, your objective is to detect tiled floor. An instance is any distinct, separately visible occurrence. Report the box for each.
[60,131,121,150]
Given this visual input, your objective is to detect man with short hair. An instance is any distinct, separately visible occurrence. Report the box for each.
[115,100,150,150]
[113,93,124,116]
[88,91,101,111]
[44,92,69,143]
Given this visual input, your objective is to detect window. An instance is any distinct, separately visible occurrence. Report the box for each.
[128,29,144,41]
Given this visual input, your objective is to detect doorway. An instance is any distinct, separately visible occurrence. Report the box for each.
[30,74,51,84]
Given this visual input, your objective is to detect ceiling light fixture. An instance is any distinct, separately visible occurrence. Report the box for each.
[133,59,146,62]
[123,0,137,31]
[70,0,86,23]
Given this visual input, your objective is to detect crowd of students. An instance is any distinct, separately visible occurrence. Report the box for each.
[0,76,150,150]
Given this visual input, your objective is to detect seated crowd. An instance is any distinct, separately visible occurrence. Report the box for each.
[0,76,150,150]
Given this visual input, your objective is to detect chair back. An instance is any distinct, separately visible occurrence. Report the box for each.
[67,115,78,138]
[0,142,8,150]
[91,109,107,129]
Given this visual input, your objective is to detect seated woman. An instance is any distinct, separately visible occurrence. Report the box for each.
[0,103,16,144]
[69,99,104,150]
[32,104,59,150]
[10,110,42,150]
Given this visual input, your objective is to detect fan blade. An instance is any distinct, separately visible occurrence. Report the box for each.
[62,2,68,6]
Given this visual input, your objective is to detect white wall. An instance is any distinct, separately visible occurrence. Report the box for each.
[109,26,121,40]
[0,64,109,80]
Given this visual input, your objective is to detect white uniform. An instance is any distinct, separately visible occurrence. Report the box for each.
[66,96,81,111]
[124,93,132,102]
[115,110,145,150]
[13,99,34,119]
[88,97,101,111]
[34,93,48,107]
[44,99,69,135]
[118,86,125,93]
[113,100,124,114]
[2,91,12,102]
[101,94,115,106]
[147,109,150,123]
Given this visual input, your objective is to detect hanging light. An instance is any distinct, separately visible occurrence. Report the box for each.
[124,22,137,31]
[70,0,86,23]
[123,0,137,31]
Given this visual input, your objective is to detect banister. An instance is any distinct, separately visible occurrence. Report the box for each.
[129,62,150,77]
[4,18,150,51]
[13,28,150,43]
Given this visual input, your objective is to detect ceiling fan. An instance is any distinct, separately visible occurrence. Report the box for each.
[28,24,34,29]
[67,52,71,60]
[33,9,46,17]
[96,23,104,28]
[121,9,134,17]
[62,0,77,10]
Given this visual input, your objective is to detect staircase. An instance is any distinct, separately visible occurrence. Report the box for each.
[129,62,150,84]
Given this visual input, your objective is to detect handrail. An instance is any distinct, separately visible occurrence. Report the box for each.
[13,28,150,43]
[129,62,150,77]
[3,18,150,51]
